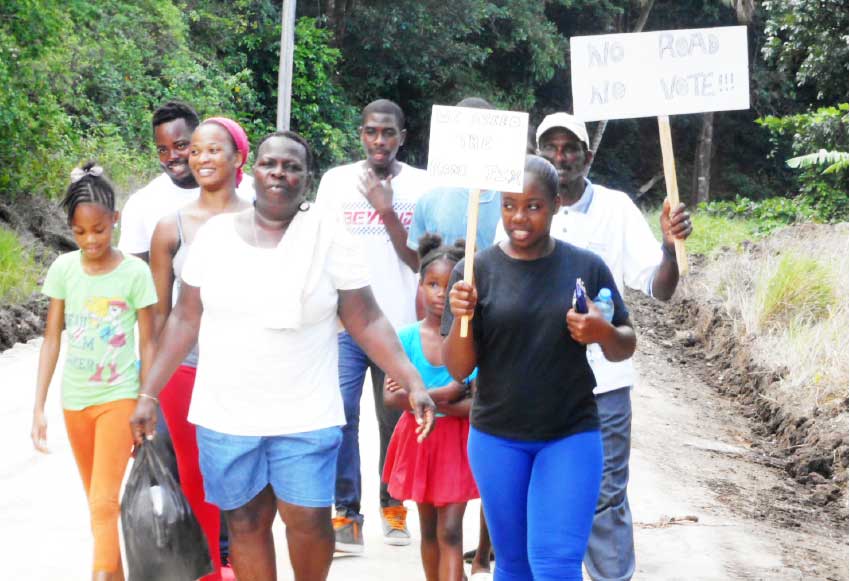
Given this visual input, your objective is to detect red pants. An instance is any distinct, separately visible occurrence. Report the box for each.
[160,365,222,581]
[64,399,135,573]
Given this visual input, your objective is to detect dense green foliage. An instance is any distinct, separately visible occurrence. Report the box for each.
[0,0,847,221]
[0,0,261,196]
[699,195,818,235]
[757,104,849,222]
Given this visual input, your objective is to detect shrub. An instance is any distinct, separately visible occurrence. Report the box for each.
[757,104,849,223]
[755,253,835,332]
[699,195,818,235]
[0,228,39,303]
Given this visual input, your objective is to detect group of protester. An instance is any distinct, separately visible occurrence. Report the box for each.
[30,95,691,581]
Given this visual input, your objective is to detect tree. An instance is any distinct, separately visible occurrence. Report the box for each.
[761,0,849,108]
[305,0,569,163]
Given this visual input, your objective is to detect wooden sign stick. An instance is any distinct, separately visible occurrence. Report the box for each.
[656,115,689,276]
[460,188,481,338]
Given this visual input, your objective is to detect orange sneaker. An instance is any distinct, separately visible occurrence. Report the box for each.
[381,505,411,546]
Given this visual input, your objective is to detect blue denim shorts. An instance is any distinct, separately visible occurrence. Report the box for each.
[196,425,343,510]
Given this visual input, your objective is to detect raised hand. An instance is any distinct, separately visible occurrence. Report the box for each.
[359,167,394,215]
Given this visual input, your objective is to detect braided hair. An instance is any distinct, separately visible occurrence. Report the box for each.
[418,233,465,277]
[61,162,116,225]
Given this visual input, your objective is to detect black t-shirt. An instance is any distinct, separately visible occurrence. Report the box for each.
[441,240,629,441]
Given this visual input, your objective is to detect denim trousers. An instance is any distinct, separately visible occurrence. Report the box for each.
[584,387,635,581]
[335,331,402,522]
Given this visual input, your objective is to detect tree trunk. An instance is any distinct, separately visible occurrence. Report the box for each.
[693,111,714,205]
[586,0,655,172]
[325,0,353,45]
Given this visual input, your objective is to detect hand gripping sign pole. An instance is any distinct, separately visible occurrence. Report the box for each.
[570,25,751,277]
[426,105,529,337]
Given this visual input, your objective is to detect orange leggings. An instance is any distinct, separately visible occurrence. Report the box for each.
[64,398,135,573]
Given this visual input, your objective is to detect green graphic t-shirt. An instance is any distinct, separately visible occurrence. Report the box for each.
[42,251,157,410]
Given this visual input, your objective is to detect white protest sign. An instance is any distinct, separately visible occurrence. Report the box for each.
[427,105,529,193]
[571,26,750,121]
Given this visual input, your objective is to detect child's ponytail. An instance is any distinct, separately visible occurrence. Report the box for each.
[418,233,466,276]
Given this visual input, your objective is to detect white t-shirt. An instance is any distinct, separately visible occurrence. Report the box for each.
[118,173,255,254]
[494,182,662,394]
[315,161,427,329]
[181,212,369,436]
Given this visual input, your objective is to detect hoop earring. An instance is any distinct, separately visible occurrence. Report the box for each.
[298,200,311,212]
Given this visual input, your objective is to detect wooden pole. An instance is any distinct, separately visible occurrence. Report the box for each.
[656,115,689,275]
[276,0,297,131]
[460,188,481,338]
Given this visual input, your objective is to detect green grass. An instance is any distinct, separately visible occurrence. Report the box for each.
[646,207,761,256]
[0,227,40,303]
[756,253,835,331]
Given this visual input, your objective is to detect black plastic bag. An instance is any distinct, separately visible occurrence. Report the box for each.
[121,440,213,581]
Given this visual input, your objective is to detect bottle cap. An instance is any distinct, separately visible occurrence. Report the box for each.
[599,287,612,299]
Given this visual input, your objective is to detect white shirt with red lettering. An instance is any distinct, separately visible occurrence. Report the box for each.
[316,160,427,329]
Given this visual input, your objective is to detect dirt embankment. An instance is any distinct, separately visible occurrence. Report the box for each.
[629,234,848,528]
[0,196,74,351]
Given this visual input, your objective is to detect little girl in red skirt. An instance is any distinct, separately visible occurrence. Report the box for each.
[383,234,479,581]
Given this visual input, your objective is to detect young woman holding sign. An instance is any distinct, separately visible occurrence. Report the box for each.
[441,155,636,580]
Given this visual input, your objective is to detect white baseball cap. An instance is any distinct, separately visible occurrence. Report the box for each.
[536,113,590,149]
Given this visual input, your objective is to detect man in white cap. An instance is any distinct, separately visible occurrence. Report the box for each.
[537,112,692,581]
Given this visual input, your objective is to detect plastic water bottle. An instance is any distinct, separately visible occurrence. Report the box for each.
[594,288,615,323]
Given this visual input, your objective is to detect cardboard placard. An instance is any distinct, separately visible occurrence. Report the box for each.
[427,105,529,193]
[570,26,750,121]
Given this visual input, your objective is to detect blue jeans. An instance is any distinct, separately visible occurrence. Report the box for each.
[468,427,603,581]
[584,387,635,581]
[335,331,402,521]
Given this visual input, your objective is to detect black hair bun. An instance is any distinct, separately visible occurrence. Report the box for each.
[417,232,444,259]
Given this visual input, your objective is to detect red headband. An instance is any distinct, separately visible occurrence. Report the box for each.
[203,117,250,186]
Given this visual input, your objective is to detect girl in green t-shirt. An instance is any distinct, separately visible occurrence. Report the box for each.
[31,162,157,581]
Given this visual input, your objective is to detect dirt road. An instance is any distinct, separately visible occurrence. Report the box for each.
[2,321,846,580]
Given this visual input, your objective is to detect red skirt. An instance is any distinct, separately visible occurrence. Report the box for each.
[382,412,479,506]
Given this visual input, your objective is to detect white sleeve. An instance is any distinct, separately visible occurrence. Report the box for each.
[117,193,150,254]
[621,197,663,294]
